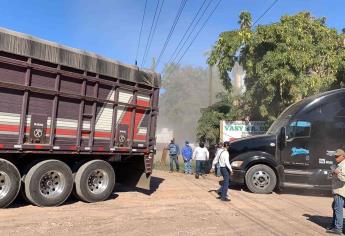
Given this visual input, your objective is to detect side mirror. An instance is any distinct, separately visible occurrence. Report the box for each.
[278,127,286,149]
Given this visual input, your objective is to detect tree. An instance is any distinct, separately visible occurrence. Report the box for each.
[209,12,345,122]
[200,12,345,144]
[238,11,252,30]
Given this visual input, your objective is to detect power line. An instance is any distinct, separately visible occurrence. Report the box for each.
[167,0,214,66]
[141,0,161,67]
[167,0,207,65]
[252,0,279,27]
[156,0,188,67]
[164,0,222,78]
[135,0,148,66]
[144,0,165,67]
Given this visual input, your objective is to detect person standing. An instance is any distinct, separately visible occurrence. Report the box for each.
[168,139,180,173]
[192,142,209,179]
[327,149,345,235]
[214,142,223,177]
[182,141,193,174]
[211,142,232,202]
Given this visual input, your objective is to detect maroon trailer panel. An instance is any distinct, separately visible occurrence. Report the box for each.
[0,28,160,208]
[0,28,160,155]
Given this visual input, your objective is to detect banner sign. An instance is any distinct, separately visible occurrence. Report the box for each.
[220,120,267,141]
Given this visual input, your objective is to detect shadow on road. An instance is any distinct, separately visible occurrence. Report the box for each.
[116,176,165,195]
[303,214,335,230]
[211,178,332,197]
[279,188,332,197]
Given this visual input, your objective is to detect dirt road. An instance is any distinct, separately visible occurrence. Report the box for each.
[0,170,334,236]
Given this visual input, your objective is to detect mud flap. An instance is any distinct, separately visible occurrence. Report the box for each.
[136,154,153,190]
[115,154,153,191]
[135,172,151,190]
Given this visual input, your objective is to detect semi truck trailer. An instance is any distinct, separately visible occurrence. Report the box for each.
[0,28,160,208]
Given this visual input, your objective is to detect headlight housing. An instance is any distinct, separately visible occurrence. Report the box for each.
[231,161,243,168]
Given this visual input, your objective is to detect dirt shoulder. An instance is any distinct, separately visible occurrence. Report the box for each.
[0,170,333,236]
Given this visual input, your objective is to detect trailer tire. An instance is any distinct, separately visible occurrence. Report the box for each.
[24,160,73,207]
[245,164,277,194]
[75,160,115,203]
[0,159,21,208]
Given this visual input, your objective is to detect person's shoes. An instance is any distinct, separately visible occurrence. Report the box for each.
[221,198,231,202]
[326,228,343,235]
[326,226,335,230]
[195,174,199,179]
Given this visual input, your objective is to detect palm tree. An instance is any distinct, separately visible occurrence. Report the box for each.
[238,11,252,29]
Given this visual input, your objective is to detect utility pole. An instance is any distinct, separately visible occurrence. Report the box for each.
[151,57,156,72]
[208,64,213,106]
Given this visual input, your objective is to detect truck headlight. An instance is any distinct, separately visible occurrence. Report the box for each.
[231,161,243,168]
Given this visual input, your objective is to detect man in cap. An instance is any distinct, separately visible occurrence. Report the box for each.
[182,141,193,174]
[327,149,345,235]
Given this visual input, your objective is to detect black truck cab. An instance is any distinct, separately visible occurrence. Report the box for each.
[230,89,345,193]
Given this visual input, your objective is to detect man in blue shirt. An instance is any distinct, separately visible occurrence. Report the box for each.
[182,141,193,174]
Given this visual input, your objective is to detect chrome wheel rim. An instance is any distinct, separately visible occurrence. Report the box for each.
[0,171,11,200]
[39,171,66,198]
[252,170,270,189]
[87,169,109,194]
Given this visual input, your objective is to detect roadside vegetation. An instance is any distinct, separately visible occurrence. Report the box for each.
[198,11,345,144]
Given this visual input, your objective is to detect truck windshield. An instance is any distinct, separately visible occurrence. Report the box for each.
[266,100,306,135]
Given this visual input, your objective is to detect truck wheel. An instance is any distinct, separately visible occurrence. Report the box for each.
[0,159,21,208]
[24,160,73,207]
[245,164,277,194]
[75,160,115,203]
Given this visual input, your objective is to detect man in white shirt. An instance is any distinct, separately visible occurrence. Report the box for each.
[211,142,232,201]
[192,142,209,179]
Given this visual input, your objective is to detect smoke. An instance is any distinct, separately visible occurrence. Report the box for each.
[156,64,224,146]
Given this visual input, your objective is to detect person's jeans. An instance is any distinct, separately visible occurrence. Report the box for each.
[216,163,221,177]
[332,194,345,231]
[169,155,179,171]
[184,160,192,173]
[196,160,204,175]
[220,167,230,200]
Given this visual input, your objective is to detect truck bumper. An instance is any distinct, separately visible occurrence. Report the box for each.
[231,169,246,184]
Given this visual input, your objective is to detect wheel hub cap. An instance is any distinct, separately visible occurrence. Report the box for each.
[252,171,270,189]
[0,171,11,199]
[87,169,109,194]
[39,171,65,198]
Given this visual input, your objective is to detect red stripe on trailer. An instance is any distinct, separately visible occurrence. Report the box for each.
[0,144,4,149]
[98,147,105,151]
[35,145,44,149]
[0,124,20,132]
[69,145,76,150]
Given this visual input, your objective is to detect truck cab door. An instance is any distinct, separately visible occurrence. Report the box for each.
[279,120,312,184]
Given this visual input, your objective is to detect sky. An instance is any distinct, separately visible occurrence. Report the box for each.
[0,0,344,73]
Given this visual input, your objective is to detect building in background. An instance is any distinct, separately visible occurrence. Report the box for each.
[229,62,246,96]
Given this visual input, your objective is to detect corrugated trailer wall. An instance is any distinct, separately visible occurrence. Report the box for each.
[0,51,159,154]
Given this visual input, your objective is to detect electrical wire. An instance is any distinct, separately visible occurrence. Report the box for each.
[135,0,148,65]
[156,0,188,67]
[143,0,165,67]
[252,0,279,27]
[168,0,214,66]
[165,0,222,79]
[141,0,161,67]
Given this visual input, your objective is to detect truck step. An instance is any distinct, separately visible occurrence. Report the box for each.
[283,182,331,190]
[283,169,313,176]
